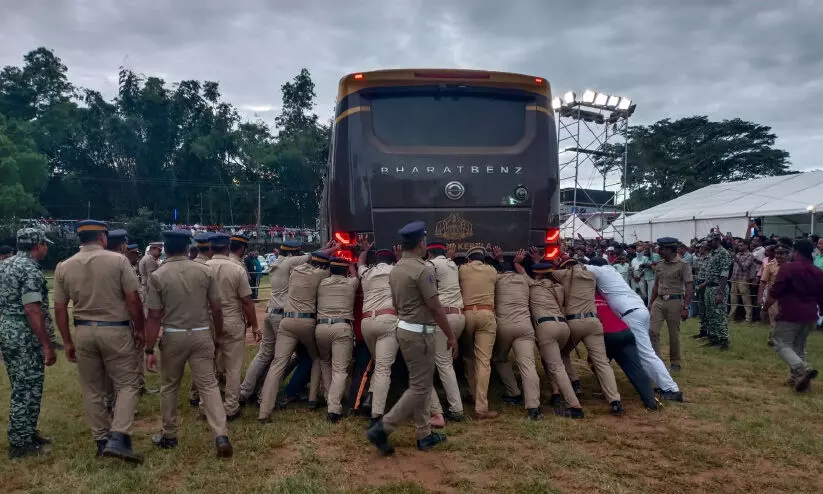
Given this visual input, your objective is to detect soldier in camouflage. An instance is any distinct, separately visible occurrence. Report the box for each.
[699,232,733,349]
[0,228,70,459]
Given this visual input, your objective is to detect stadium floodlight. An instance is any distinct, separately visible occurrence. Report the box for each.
[582,89,596,104]
[552,97,562,110]
[594,92,609,107]
[563,91,576,105]
[617,97,632,110]
[606,95,620,108]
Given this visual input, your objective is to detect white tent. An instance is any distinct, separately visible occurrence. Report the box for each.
[599,222,624,242]
[561,214,601,239]
[619,171,823,242]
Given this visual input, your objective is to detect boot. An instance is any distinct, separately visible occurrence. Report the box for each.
[215,436,233,458]
[360,392,373,411]
[102,432,143,463]
[9,441,51,460]
[610,401,625,416]
[151,434,178,449]
[527,407,544,420]
[366,420,394,456]
[502,394,523,405]
[416,432,447,451]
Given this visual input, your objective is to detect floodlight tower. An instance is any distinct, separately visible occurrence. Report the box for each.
[553,90,636,240]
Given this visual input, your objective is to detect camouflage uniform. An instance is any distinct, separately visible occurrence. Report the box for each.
[703,242,733,344]
[39,264,58,348]
[0,229,51,449]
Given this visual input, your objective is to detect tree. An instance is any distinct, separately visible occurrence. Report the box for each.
[119,207,162,247]
[593,116,791,211]
[0,114,48,217]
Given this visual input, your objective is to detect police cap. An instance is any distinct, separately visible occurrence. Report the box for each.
[127,243,139,251]
[427,241,447,252]
[656,237,679,248]
[398,221,427,241]
[76,219,108,233]
[162,230,192,241]
[329,256,350,268]
[532,262,554,274]
[194,232,213,247]
[16,228,53,248]
[210,233,230,247]
[280,238,302,252]
[108,229,128,241]
[466,246,487,258]
[310,251,330,265]
[230,233,249,245]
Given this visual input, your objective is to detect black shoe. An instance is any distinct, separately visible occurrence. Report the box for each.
[258,416,270,424]
[102,432,143,464]
[189,399,200,409]
[366,420,394,456]
[571,380,583,396]
[416,432,447,451]
[548,394,562,407]
[794,369,818,393]
[527,407,543,420]
[274,398,290,410]
[719,341,730,351]
[327,412,343,423]
[151,434,178,449]
[369,414,383,429]
[660,390,684,402]
[553,407,584,419]
[307,400,318,411]
[360,392,373,411]
[96,439,108,457]
[215,436,233,458]
[610,401,625,416]
[692,333,707,339]
[444,410,465,422]
[31,431,52,446]
[226,410,242,422]
[9,441,51,459]
[670,364,681,372]
[502,394,523,405]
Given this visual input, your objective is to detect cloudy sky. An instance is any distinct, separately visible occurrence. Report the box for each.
[1,0,821,189]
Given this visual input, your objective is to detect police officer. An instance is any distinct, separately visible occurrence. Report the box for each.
[258,252,331,421]
[0,228,61,459]
[126,244,141,270]
[649,237,694,371]
[145,230,233,458]
[366,221,457,455]
[228,234,248,267]
[426,240,466,423]
[207,233,258,420]
[315,257,359,422]
[139,242,163,303]
[188,232,214,408]
[53,220,145,462]
[458,245,499,420]
[529,261,584,418]
[356,237,399,425]
[700,232,733,349]
[490,248,542,420]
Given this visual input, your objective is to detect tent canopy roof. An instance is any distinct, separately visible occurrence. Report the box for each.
[561,214,600,239]
[624,171,823,226]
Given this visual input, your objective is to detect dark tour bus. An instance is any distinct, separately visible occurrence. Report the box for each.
[319,69,561,262]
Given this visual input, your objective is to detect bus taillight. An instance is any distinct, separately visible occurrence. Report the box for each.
[334,231,353,245]
[353,73,364,80]
[334,249,354,262]
[543,246,559,260]
[545,228,560,244]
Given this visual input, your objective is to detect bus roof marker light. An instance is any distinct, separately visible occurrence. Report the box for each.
[353,73,364,80]
[534,77,544,84]
[617,97,632,110]
[594,92,609,107]
[606,95,621,108]
[562,91,576,105]
[551,97,562,110]
[582,89,596,104]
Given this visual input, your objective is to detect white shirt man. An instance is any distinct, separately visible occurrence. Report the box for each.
[586,264,681,396]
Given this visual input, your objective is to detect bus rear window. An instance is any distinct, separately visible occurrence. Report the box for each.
[367,88,530,147]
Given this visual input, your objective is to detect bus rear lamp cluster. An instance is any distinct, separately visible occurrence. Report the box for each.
[334,231,353,246]
[333,249,354,262]
[544,227,560,260]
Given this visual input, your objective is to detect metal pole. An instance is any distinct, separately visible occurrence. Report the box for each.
[572,106,581,239]
[622,116,629,242]
[812,211,815,236]
[257,182,262,240]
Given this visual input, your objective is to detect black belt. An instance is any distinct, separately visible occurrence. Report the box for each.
[621,308,640,317]
[659,294,683,301]
[317,318,352,325]
[565,312,597,321]
[283,312,315,319]
[74,320,130,327]
[536,316,566,324]
[267,307,284,315]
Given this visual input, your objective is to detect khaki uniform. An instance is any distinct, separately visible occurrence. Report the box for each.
[53,245,142,440]
[553,265,620,403]
[206,254,253,416]
[240,254,309,401]
[650,258,693,366]
[493,272,540,410]
[458,261,498,413]
[427,256,465,416]
[138,254,160,304]
[358,263,398,418]
[258,263,329,419]
[529,279,580,408]
[760,261,781,339]
[147,256,227,439]
[315,275,359,414]
[383,254,438,441]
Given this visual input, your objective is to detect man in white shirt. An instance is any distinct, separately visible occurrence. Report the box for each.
[586,263,683,401]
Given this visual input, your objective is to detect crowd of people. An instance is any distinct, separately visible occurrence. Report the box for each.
[0,220,821,461]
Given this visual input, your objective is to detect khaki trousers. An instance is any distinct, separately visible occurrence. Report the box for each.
[462,309,497,413]
[535,321,580,408]
[493,320,541,409]
[563,318,620,403]
[728,280,752,321]
[240,313,282,400]
[383,328,435,440]
[650,298,683,366]
[430,313,465,416]
[160,329,227,438]
[315,322,354,414]
[217,318,246,416]
[361,314,399,417]
[258,317,321,418]
[75,324,140,440]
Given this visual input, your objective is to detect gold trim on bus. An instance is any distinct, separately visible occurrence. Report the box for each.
[335,105,371,123]
[526,105,552,115]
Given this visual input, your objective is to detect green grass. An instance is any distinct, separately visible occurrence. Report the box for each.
[2,317,823,493]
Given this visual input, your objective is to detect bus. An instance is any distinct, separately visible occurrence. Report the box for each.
[319,68,561,261]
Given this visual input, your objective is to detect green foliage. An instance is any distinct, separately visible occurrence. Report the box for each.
[594,116,791,211]
[118,207,163,247]
[0,114,48,217]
